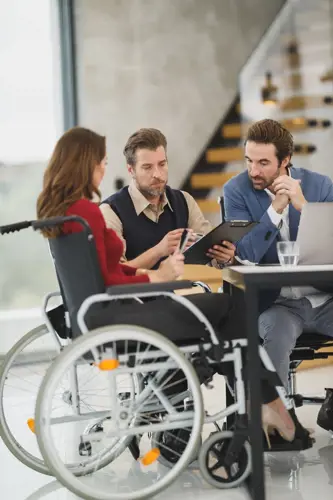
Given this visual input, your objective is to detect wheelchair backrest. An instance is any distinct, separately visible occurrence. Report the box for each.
[49,230,105,338]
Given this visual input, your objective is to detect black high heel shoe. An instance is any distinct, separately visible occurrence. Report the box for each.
[263,408,315,451]
[288,408,315,449]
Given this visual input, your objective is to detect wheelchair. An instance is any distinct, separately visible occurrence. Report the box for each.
[0,216,289,500]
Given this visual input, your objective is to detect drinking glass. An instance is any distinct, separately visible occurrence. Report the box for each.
[277,241,300,267]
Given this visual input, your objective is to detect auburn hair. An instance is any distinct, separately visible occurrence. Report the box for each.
[37,127,106,237]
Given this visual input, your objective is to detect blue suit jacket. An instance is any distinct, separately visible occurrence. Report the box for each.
[223,167,333,310]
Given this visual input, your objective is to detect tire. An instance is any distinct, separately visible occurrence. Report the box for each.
[35,325,204,500]
[0,324,55,475]
[152,430,202,470]
[198,430,251,489]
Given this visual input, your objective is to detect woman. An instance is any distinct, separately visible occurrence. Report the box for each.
[37,127,310,448]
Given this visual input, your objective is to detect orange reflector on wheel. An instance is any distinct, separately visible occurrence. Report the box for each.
[27,418,35,433]
[141,448,160,466]
[98,359,120,371]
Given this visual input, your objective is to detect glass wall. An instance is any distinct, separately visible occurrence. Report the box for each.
[239,0,333,179]
[0,0,64,351]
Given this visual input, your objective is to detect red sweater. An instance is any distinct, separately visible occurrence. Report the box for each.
[64,199,150,286]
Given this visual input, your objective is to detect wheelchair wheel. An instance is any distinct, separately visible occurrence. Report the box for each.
[152,430,202,470]
[0,324,59,475]
[35,325,204,500]
[198,431,251,489]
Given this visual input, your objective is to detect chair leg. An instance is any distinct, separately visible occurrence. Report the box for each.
[288,367,305,407]
[289,365,325,407]
[288,367,297,399]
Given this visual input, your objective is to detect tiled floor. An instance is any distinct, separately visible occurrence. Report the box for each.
[1,365,332,500]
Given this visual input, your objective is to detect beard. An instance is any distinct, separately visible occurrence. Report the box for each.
[139,183,166,198]
[250,177,271,190]
[249,170,279,191]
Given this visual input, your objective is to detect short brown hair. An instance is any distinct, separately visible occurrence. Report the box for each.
[37,127,106,237]
[246,119,294,165]
[123,128,167,166]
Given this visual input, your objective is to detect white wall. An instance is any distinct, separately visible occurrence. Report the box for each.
[74,0,286,194]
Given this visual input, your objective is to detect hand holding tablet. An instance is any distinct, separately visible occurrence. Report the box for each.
[183,220,258,265]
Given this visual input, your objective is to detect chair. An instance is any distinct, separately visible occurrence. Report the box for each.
[288,333,333,407]
[218,195,333,407]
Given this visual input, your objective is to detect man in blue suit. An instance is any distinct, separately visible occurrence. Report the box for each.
[224,119,333,431]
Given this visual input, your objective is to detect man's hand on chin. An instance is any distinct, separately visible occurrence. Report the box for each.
[272,176,306,212]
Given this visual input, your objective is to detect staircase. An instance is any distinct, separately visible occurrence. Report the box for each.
[181,96,242,216]
[182,0,333,219]
[182,97,328,216]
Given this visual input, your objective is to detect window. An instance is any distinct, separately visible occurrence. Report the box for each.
[0,0,67,313]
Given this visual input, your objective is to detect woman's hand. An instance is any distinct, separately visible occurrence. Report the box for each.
[149,251,185,282]
[136,268,149,276]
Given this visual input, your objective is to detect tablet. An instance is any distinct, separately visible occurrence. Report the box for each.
[184,220,258,265]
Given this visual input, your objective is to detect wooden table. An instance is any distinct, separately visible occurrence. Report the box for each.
[176,264,223,295]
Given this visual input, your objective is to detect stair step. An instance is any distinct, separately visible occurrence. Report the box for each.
[222,124,244,139]
[195,199,221,213]
[320,69,333,82]
[280,95,333,110]
[222,119,331,139]
[191,172,238,189]
[206,147,242,163]
[207,144,317,164]
[287,73,303,89]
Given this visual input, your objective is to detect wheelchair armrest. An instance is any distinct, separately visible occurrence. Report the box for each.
[106,280,193,296]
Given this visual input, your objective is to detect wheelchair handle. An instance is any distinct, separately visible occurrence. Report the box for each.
[32,216,92,234]
[0,220,32,235]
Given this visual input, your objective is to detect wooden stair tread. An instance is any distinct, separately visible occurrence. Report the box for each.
[280,95,333,110]
[195,199,221,213]
[320,69,333,82]
[222,118,331,139]
[222,123,244,139]
[206,144,316,164]
[206,147,243,163]
[191,172,237,188]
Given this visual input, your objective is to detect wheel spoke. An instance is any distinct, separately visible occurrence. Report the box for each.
[210,459,227,474]
[35,326,203,500]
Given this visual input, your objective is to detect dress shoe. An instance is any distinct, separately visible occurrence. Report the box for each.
[317,388,333,432]
[262,403,295,449]
[264,408,314,451]
[289,408,315,447]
